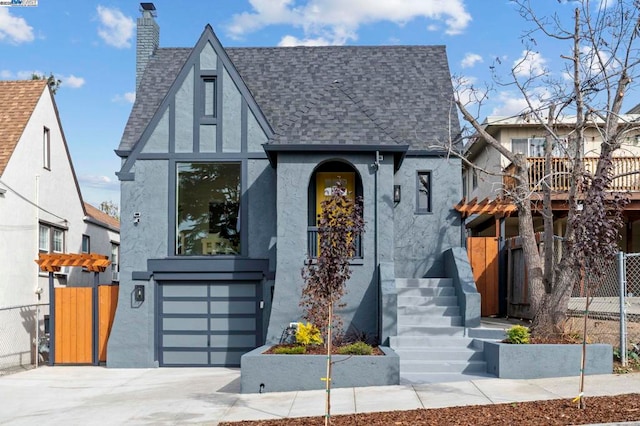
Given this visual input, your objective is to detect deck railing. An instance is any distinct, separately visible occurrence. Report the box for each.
[307,227,362,259]
[503,157,640,193]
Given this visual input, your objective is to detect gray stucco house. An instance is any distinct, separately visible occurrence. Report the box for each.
[107,6,470,371]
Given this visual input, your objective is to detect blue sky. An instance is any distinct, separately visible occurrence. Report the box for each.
[1,0,638,207]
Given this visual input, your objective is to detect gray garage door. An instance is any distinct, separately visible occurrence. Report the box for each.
[158,281,261,367]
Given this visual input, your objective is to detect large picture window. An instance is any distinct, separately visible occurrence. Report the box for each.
[176,162,241,255]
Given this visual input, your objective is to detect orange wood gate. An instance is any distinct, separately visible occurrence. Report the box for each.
[98,285,119,362]
[467,237,499,316]
[53,285,119,364]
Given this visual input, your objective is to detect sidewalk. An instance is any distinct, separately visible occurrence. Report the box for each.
[1,366,640,424]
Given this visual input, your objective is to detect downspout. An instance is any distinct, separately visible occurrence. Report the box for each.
[373,151,380,341]
[35,175,39,368]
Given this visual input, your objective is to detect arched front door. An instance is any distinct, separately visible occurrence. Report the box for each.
[308,162,362,258]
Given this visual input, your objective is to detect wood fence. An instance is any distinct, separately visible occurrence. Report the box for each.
[53,285,119,364]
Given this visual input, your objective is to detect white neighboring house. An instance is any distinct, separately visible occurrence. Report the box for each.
[0,80,120,370]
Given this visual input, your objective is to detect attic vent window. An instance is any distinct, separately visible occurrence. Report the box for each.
[43,127,50,170]
[203,77,217,118]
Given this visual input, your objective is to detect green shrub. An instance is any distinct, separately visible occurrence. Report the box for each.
[505,325,530,344]
[338,341,373,355]
[273,345,307,354]
[295,322,323,346]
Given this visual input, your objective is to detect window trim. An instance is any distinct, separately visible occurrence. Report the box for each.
[82,234,90,253]
[416,170,432,214]
[200,74,218,125]
[111,242,120,282]
[38,224,50,252]
[43,126,51,170]
[175,161,242,256]
[38,223,65,254]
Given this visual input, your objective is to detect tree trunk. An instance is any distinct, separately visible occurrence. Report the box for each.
[532,264,577,335]
[516,193,546,322]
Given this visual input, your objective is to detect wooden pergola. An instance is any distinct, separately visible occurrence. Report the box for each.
[454,197,517,220]
[35,253,110,272]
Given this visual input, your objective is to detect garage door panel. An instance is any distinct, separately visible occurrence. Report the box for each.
[210,300,255,315]
[163,317,208,331]
[163,334,208,348]
[209,334,256,347]
[162,285,208,297]
[211,284,256,297]
[163,351,209,365]
[210,317,256,331]
[159,281,260,367]
[163,300,208,314]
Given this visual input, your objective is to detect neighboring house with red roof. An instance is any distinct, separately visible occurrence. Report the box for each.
[0,80,120,371]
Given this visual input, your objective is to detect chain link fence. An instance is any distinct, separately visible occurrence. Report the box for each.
[0,303,49,374]
[565,252,640,365]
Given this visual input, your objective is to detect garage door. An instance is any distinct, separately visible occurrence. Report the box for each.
[158,282,261,367]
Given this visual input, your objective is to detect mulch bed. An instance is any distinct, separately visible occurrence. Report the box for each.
[263,345,384,355]
[219,393,640,425]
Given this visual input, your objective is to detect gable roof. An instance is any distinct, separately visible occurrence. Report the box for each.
[0,80,48,175]
[84,202,120,231]
[118,42,459,155]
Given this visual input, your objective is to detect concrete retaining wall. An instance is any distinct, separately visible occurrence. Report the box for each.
[240,345,399,393]
[483,342,612,379]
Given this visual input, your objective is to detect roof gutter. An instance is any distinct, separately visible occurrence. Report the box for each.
[262,143,409,171]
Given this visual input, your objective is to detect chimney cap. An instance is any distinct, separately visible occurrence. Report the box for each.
[140,3,156,12]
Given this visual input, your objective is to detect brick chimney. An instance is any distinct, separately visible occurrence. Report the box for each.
[136,3,159,90]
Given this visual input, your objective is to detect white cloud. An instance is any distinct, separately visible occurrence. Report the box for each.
[278,35,331,47]
[96,6,134,48]
[112,91,136,104]
[0,8,34,44]
[16,69,42,79]
[227,0,471,45]
[79,174,119,190]
[60,74,85,89]
[490,88,550,117]
[461,53,483,69]
[513,50,548,78]
[0,70,13,79]
[454,75,480,107]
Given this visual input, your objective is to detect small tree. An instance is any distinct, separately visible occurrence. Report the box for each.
[99,200,120,220]
[300,181,364,341]
[300,180,364,426]
[31,73,61,95]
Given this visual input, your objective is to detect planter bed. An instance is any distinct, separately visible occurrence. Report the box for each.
[240,345,399,393]
[483,341,612,379]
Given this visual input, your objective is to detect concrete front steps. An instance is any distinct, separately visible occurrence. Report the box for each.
[390,278,496,384]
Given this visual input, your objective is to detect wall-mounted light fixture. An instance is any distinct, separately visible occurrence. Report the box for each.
[134,285,145,302]
[393,185,401,203]
[133,212,141,225]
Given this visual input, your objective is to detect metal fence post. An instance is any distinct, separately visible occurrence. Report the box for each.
[619,251,627,367]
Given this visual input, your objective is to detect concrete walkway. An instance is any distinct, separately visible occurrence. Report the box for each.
[1,367,640,425]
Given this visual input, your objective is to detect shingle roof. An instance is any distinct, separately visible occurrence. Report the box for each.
[118,44,460,152]
[0,80,47,175]
[84,202,120,231]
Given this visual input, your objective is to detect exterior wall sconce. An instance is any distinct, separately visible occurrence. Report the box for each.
[134,285,145,302]
[133,212,141,225]
[393,185,401,203]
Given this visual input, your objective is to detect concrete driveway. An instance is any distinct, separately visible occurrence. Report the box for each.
[2,366,640,425]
